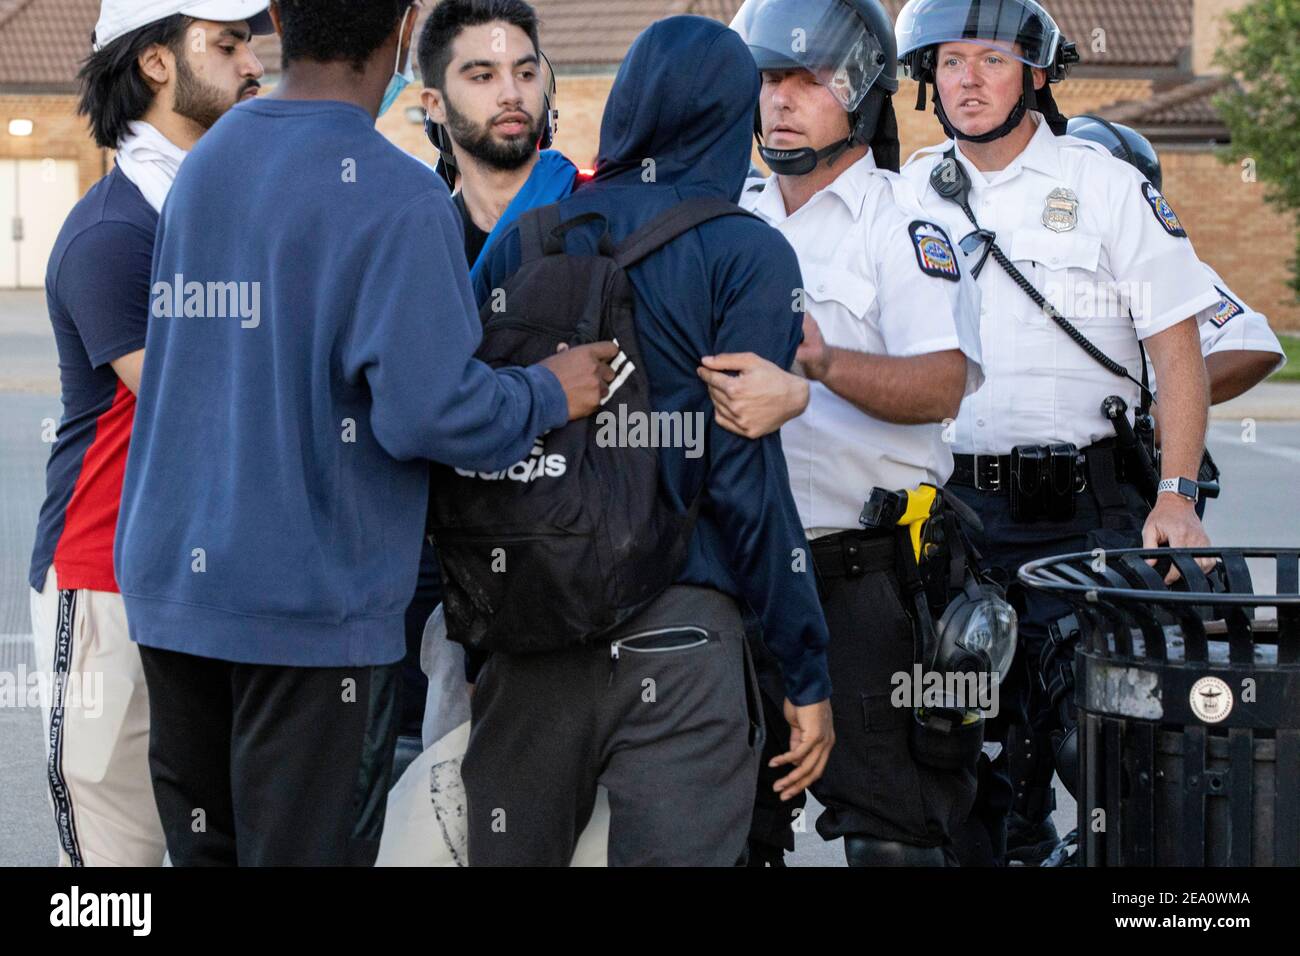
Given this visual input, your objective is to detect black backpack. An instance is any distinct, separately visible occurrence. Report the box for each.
[427,197,758,654]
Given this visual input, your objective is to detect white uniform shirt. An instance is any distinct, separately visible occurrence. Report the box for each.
[901,116,1220,455]
[1144,263,1287,389]
[1197,265,1287,363]
[741,150,984,532]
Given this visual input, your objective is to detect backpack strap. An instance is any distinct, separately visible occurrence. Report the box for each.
[518,203,564,264]
[612,197,759,270]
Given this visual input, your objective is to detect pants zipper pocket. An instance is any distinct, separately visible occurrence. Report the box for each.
[608,626,711,684]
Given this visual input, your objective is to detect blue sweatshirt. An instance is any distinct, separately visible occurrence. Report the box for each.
[474,17,831,705]
[115,97,567,667]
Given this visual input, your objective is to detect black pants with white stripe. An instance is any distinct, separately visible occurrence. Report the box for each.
[138,646,400,866]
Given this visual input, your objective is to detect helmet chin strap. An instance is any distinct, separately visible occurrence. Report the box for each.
[758,137,855,175]
[928,65,1036,144]
[757,90,887,176]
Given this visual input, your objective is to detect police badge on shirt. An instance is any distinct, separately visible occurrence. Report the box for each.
[1141,182,1187,237]
[1211,286,1245,328]
[909,220,961,282]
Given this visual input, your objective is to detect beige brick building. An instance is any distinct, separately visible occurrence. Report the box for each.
[3,0,1296,329]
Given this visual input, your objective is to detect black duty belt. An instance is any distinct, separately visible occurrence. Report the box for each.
[950,440,1129,495]
[810,530,895,579]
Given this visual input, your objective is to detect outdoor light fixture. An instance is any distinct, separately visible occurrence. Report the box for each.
[404,106,424,124]
[8,118,34,136]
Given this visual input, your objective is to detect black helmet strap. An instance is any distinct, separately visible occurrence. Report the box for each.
[758,137,855,176]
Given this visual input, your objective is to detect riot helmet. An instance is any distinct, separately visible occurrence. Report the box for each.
[732,0,902,173]
[895,0,1079,142]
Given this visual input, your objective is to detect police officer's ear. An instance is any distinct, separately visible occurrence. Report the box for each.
[420,86,448,126]
[1031,66,1047,91]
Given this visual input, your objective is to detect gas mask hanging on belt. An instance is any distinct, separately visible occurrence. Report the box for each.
[932,571,1017,683]
[861,485,1017,769]
[917,509,1017,769]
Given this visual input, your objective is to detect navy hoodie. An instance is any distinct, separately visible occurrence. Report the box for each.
[475,16,831,705]
[115,98,566,667]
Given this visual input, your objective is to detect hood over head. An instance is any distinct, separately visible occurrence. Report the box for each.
[593,15,759,201]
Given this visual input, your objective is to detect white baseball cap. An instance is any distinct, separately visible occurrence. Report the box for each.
[93,0,274,51]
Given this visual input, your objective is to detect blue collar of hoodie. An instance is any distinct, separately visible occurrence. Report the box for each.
[467,149,578,284]
[589,15,759,203]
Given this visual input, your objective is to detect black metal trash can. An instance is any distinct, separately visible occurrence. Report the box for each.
[1019,547,1300,866]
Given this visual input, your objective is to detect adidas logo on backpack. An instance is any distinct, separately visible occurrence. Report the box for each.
[427,198,758,655]
[454,438,567,483]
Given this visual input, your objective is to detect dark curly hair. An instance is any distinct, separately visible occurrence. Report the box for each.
[417,0,540,90]
[76,15,190,149]
[278,0,417,72]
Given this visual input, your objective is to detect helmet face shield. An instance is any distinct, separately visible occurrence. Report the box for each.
[896,0,1062,71]
[732,0,888,113]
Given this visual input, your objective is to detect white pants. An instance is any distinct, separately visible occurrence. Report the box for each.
[30,568,165,866]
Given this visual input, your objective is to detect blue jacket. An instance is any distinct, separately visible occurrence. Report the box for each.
[475,16,831,704]
[116,98,566,666]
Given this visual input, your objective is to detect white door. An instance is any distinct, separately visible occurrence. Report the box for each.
[0,161,15,288]
[15,159,79,288]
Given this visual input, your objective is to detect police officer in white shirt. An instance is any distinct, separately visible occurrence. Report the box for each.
[1067,115,1287,410]
[895,0,1220,866]
[1069,114,1286,529]
[705,0,986,867]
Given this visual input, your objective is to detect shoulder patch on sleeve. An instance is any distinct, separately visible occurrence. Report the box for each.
[1211,285,1244,328]
[908,220,961,282]
[1141,182,1187,237]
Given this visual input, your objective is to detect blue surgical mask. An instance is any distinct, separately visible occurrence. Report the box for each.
[379,6,417,117]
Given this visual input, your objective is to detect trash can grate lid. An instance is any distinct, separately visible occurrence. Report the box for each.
[1019,547,1300,660]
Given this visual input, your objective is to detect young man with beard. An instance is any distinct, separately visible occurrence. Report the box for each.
[28,0,271,867]
[114,0,615,866]
[390,0,584,766]
[418,0,582,276]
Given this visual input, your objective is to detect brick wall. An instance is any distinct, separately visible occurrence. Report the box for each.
[1194,0,1250,75]
[0,93,107,196]
[1161,149,1299,329]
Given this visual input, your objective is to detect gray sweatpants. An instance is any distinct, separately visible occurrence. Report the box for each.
[462,585,763,866]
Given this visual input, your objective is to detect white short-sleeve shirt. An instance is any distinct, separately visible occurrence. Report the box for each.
[1143,262,1287,390]
[901,115,1221,454]
[1197,264,1287,362]
[741,150,984,532]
